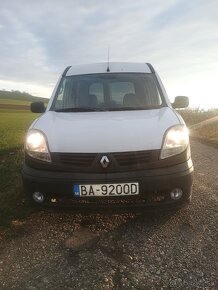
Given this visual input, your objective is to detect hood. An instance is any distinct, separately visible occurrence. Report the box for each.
[32,108,181,153]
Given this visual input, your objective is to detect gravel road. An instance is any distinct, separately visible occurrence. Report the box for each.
[0,139,217,289]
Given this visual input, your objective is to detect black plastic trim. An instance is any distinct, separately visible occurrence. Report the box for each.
[22,160,193,210]
[24,147,191,173]
[22,158,193,180]
[146,63,155,73]
[62,66,72,77]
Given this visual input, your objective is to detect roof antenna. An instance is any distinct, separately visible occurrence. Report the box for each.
[106,46,110,72]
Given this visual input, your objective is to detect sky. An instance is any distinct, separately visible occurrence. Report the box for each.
[0,0,218,109]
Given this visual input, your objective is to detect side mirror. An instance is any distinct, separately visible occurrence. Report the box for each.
[31,101,46,113]
[172,96,189,109]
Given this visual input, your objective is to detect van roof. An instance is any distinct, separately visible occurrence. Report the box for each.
[65,62,154,76]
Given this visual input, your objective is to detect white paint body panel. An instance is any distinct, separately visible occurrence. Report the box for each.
[32,108,181,153]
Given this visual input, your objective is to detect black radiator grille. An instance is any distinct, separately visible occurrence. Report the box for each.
[26,148,186,173]
[58,153,95,167]
[114,151,152,166]
[57,150,153,170]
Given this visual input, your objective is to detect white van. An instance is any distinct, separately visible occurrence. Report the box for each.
[22,62,193,210]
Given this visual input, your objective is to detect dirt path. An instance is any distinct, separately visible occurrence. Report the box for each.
[0,140,217,289]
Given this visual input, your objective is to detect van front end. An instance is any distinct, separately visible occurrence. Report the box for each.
[23,63,194,211]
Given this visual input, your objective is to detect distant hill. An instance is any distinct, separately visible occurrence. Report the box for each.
[0,90,49,103]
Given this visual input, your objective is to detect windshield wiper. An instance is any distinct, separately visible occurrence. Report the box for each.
[55,107,106,112]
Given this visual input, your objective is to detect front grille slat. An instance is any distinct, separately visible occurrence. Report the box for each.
[55,150,155,172]
[114,151,152,166]
[59,153,95,167]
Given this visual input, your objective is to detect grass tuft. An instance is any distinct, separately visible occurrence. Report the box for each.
[178,109,218,148]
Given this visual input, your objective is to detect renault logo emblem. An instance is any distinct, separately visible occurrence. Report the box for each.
[100,155,110,168]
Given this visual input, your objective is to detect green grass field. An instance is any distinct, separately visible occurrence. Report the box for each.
[0,110,38,153]
[0,91,47,227]
[0,98,31,105]
[0,109,39,227]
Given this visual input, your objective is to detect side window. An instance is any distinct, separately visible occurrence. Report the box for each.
[89,83,104,104]
[110,82,135,104]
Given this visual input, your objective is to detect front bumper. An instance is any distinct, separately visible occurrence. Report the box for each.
[22,158,193,211]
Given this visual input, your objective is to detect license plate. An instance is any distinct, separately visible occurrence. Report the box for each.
[73,183,139,197]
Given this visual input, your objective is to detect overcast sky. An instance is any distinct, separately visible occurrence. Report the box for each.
[0,0,218,108]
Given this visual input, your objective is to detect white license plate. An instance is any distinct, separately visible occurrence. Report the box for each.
[73,183,139,197]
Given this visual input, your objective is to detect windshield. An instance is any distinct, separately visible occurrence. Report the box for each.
[52,73,164,112]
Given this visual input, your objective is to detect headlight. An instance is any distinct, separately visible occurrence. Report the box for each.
[160,125,189,159]
[25,129,51,162]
